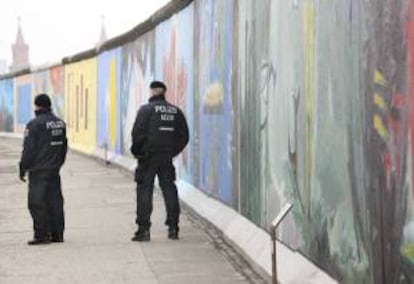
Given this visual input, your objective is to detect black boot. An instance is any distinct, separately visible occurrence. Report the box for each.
[168,227,179,240]
[131,229,150,242]
[48,232,64,243]
[50,235,64,243]
[28,238,50,246]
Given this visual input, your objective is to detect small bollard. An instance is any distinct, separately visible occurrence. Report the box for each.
[270,203,293,284]
[103,143,110,165]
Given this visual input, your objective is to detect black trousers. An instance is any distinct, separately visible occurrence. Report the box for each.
[135,159,180,230]
[28,170,65,239]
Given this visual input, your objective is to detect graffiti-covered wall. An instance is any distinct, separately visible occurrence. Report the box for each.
[64,59,97,153]
[49,66,64,119]
[118,31,155,156]
[97,48,122,154]
[14,74,32,133]
[0,79,14,132]
[155,4,195,184]
[2,0,414,282]
[237,0,414,282]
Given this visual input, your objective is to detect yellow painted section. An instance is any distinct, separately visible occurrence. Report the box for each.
[374,70,386,86]
[108,58,117,149]
[374,93,387,110]
[64,58,97,154]
[302,0,315,218]
[373,114,388,141]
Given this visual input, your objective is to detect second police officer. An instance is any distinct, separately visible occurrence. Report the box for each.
[131,81,189,242]
[19,94,68,245]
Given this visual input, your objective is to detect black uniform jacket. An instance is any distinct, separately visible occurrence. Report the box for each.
[20,109,68,172]
[131,94,189,161]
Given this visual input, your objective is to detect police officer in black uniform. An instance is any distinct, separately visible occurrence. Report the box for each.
[19,94,68,245]
[131,81,189,242]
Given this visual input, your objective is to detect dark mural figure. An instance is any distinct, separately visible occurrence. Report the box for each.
[349,0,410,283]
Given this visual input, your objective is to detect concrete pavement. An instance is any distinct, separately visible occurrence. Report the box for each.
[0,138,249,284]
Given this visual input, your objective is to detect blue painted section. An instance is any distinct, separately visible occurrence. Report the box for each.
[197,0,233,204]
[0,79,14,132]
[17,84,32,125]
[97,48,122,154]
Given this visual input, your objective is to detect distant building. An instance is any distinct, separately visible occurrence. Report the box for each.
[10,17,30,72]
[0,59,7,75]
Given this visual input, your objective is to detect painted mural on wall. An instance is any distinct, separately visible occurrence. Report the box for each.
[49,66,65,119]
[0,79,14,132]
[14,74,32,133]
[404,1,414,283]
[355,1,411,283]
[33,70,49,95]
[64,59,97,153]
[194,0,234,205]
[97,48,122,154]
[155,4,195,184]
[238,0,414,283]
[120,32,155,156]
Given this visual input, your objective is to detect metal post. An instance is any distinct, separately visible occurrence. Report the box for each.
[104,143,110,165]
[270,203,293,284]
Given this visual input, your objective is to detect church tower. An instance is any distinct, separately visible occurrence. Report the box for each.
[10,17,30,72]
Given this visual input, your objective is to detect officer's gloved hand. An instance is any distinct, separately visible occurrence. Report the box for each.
[18,163,26,182]
[136,153,149,168]
[137,156,145,165]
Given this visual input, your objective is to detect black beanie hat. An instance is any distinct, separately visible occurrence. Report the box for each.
[150,81,167,91]
[34,94,52,108]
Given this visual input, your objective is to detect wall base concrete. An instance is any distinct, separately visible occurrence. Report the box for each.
[0,132,337,284]
[0,132,23,139]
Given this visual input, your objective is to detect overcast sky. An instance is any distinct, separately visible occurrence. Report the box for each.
[0,0,170,66]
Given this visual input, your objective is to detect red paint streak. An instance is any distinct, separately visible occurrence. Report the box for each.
[162,28,189,168]
[163,29,188,108]
[49,67,62,93]
[407,1,414,194]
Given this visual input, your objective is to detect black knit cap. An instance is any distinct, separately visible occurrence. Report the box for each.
[34,94,51,108]
[150,81,167,91]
